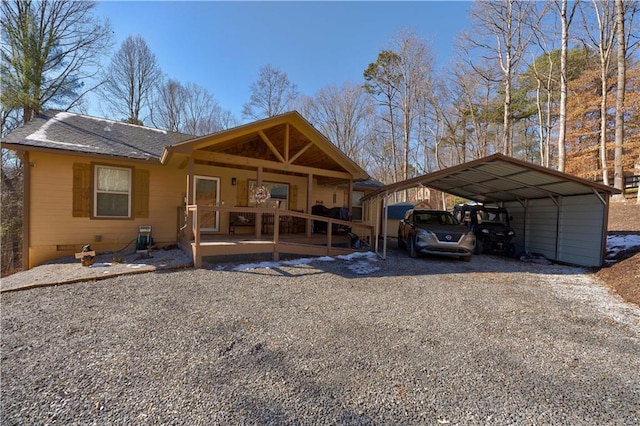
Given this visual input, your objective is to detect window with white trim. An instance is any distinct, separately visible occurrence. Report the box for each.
[352,190,364,221]
[94,165,131,217]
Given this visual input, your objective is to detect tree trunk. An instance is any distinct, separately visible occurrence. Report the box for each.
[599,64,610,186]
[557,0,569,172]
[613,0,626,197]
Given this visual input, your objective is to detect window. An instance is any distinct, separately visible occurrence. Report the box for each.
[94,165,131,217]
[248,180,289,209]
[352,191,364,221]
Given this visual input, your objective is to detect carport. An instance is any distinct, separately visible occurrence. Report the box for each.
[363,153,620,267]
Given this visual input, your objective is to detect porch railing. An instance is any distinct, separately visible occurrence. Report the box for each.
[183,205,374,267]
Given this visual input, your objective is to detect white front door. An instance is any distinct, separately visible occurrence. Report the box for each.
[194,176,220,232]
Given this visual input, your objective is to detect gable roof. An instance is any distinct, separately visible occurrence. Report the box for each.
[2,110,193,161]
[363,153,619,203]
[163,111,370,182]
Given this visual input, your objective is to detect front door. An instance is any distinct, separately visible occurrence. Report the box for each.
[194,176,220,232]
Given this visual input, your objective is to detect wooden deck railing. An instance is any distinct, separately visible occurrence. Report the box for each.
[183,205,374,267]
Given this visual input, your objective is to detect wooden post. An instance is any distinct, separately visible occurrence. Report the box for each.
[327,219,333,255]
[193,205,201,267]
[187,156,195,239]
[306,173,313,237]
[256,166,263,238]
[273,208,280,261]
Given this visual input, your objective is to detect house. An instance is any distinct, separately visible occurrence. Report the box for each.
[2,110,379,269]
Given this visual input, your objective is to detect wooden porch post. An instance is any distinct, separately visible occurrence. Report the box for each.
[187,155,195,239]
[347,179,353,218]
[256,166,263,238]
[306,173,313,237]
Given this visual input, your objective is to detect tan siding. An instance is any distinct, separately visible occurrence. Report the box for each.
[28,152,186,267]
[311,184,347,209]
[27,153,359,267]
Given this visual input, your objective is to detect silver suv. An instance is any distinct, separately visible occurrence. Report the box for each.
[398,209,475,261]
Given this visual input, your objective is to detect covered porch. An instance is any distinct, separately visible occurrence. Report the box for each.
[179,205,374,267]
[161,112,375,266]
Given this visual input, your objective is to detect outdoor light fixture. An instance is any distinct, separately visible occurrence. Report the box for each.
[231,177,237,186]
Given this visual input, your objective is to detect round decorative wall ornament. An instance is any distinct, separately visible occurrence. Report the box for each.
[252,184,271,205]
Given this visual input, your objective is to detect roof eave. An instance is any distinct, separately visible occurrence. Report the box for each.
[362,153,621,202]
[0,142,163,164]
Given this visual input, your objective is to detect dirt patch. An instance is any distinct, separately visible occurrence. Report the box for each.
[607,201,640,232]
[598,201,640,306]
[597,252,640,306]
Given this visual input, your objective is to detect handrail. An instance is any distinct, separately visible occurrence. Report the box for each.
[185,204,374,265]
[186,205,373,233]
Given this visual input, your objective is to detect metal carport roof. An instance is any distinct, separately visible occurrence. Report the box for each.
[364,153,620,266]
[363,153,619,204]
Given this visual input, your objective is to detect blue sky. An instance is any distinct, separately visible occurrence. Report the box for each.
[93,1,472,121]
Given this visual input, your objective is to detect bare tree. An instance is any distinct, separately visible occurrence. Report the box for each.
[364,31,434,201]
[299,82,375,169]
[100,35,162,125]
[364,50,401,187]
[555,0,580,172]
[184,82,236,135]
[152,79,183,132]
[0,0,112,128]
[242,64,298,120]
[464,0,538,157]
[579,0,616,183]
[152,79,238,136]
[393,31,435,182]
[613,0,627,195]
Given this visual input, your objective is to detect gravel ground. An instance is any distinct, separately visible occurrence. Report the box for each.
[2,245,640,425]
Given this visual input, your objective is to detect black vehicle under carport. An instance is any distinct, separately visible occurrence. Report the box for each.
[363,153,620,267]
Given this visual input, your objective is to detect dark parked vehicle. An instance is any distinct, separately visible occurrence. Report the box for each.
[397,209,475,261]
[453,204,516,256]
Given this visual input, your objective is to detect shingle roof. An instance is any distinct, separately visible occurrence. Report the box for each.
[2,110,193,160]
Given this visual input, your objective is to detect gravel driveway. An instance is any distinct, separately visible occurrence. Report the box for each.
[2,246,639,425]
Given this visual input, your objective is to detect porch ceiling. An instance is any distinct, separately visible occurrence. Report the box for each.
[201,123,345,173]
[163,111,370,182]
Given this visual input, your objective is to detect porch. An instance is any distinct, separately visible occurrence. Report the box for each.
[179,205,375,267]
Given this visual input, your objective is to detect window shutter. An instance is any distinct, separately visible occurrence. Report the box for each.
[72,163,91,217]
[290,185,298,210]
[134,169,150,218]
[237,179,247,206]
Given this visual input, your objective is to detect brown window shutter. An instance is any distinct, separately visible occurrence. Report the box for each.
[236,179,247,206]
[72,163,91,217]
[134,169,150,218]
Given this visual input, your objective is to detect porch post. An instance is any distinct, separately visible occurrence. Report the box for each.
[256,166,263,238]
[187,155,195,239]
[306,173,313,237]
[347,179,353,219]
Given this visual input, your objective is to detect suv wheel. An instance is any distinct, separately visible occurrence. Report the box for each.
[398,233,406,249]
[408,235,418,258]
[474,238,484,255]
